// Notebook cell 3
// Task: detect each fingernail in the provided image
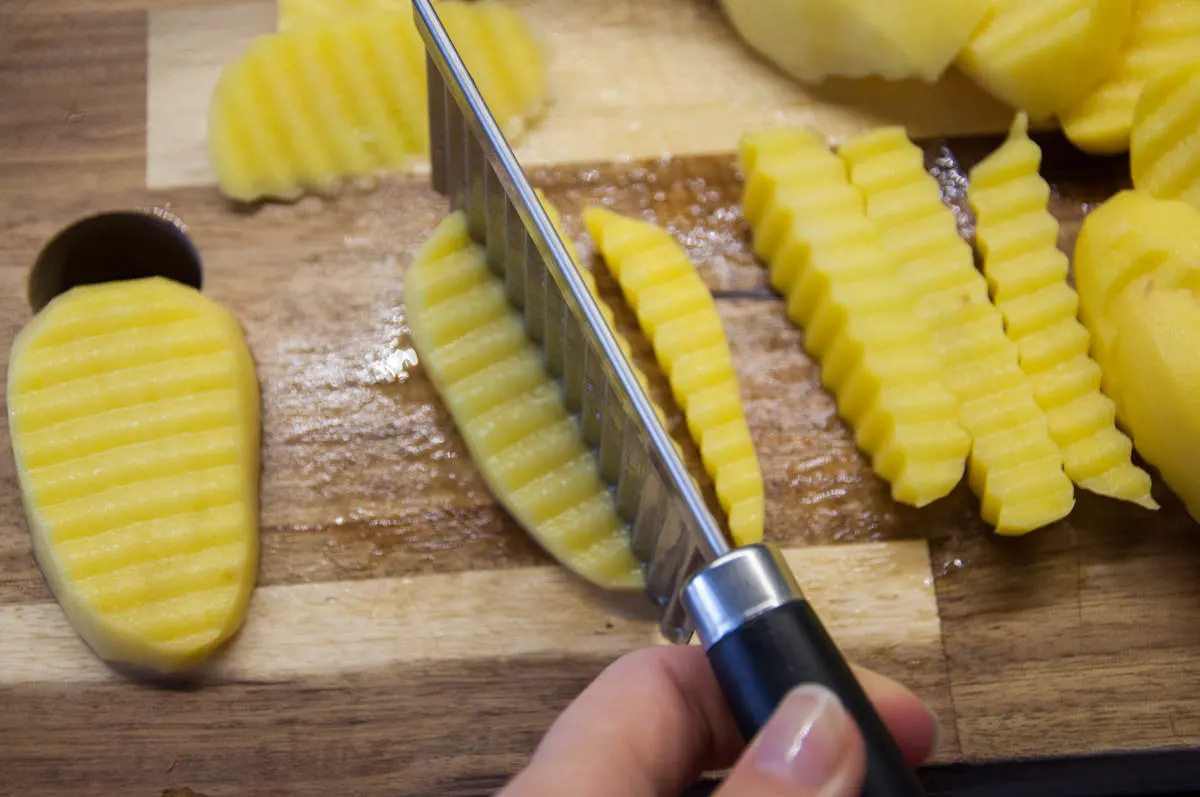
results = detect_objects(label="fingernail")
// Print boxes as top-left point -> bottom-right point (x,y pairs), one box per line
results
752,684 -> 856,790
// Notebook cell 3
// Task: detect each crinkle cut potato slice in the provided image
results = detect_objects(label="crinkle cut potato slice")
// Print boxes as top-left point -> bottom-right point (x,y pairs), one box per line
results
1108,278 -> 1200,523
957,0 -> 1133,119
1072,189 -> 1200,403
969,114 -> 1154,508
738,127 -> 972,512
1061,0 -> 1200,154
7,276 -> 262,674
584,207 -> 765,546
405,212 -> 643,590
208,1 -> 548,202
1131,63 -> 1200,211
836,125 -> 1074,534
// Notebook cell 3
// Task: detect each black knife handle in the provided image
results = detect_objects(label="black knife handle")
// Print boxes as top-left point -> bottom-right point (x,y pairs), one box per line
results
709,598 -> 925,796
683,544 -> 925,797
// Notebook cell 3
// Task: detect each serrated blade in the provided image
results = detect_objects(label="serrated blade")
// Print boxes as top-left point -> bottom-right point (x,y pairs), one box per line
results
412,0 -> 731,642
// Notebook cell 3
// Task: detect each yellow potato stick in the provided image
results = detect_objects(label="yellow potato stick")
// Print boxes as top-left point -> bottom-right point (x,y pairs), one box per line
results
208,3 -> 547,202
1131,63 -> 1200,211
1061,0 -> 1200,154
739,128 -> 970,510
8,277 -> 261,673
957,0 -> 1133,119
584,207 -> 764,546
406,212 -> 643,590
969,114 -> 1155,509
839,125 -> 1074,533
536,193 -> 678,435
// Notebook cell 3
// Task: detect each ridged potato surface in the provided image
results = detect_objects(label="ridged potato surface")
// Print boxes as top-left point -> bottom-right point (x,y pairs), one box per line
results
1061,0 -> 1200,154
839,126 -> 1075,533
208,2 -> 546,202
969,115 -> 1154,508
8,277 -> 261,673
957,0 -> 1133,119
406,212 -> 643,590
585,207 -> 764,546
740,127 -> 971,510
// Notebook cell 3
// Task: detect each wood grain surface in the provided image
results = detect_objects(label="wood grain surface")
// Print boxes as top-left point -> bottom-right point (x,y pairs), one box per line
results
2,1 -> 1200,794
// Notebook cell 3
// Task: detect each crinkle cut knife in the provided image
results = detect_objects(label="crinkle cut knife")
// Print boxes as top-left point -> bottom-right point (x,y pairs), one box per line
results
411,2 -> 924,794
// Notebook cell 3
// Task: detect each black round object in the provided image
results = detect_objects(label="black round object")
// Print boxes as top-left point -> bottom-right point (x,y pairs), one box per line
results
28,210 -> 203,313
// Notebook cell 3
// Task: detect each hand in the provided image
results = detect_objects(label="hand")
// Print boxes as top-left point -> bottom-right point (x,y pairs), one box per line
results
500,645 -> 938,797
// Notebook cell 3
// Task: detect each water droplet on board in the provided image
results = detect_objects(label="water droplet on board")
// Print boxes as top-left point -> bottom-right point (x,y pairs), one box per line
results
365,347 -> 419,383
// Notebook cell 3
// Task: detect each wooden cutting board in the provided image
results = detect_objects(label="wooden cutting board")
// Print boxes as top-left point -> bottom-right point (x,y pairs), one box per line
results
3,1 -> 1200,794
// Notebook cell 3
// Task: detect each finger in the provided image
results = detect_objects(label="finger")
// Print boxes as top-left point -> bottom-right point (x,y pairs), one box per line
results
500,645 -> 743,797
714,684 -> 866,797
499,645 -> 937,797
714,673 -> 939,797
851,666 -> 940,766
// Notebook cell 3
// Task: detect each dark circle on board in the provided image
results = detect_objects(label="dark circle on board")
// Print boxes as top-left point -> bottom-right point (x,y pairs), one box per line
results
28,210 -> 204,313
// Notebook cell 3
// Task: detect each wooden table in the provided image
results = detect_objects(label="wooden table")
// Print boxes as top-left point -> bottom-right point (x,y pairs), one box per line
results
2,1 -> 1199,794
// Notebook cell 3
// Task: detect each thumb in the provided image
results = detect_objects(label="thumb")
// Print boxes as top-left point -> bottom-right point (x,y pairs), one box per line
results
714,684 -> 865,797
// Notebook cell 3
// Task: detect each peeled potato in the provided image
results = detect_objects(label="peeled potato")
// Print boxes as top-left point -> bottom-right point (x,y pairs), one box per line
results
208,2 -> 547,202
1073,190 -> 1200,384
1130,63 -> 1200,211
585,207 -> 764,546
967,114 -> 1154,509
8,277 -> 261,674
719,0 -> 990,83
1060,0 -> 1200,155
739,128 -> 972,512
406,212 -> 649,590
957,0 -> 1133,119
1108,280 -> 1200,521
